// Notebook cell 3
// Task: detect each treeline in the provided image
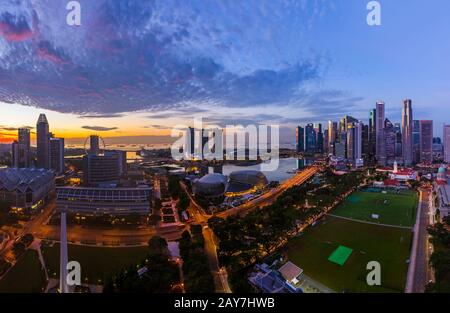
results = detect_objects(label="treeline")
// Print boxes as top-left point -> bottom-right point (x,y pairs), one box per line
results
426,216 -> 450,293
103,236 -> 180,293
179,225 -> 215,293
208,170 -> 364,292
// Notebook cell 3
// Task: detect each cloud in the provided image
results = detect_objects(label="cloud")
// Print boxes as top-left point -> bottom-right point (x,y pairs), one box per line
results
0,12 -> 33,41
81,126 -> 118,131
0,125 -> 33,131
143,124 -> 171,130
78,113 -> 125,119
0,1 -> 331,114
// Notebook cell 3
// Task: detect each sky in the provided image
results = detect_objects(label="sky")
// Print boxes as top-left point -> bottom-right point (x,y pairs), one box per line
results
0,0 -> 449,144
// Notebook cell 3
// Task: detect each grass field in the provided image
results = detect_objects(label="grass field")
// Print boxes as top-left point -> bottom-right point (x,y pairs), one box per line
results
332,189 -> 418,227
0,250 -> 46,293
286,216 -> 412,293
41,244 -> 149,284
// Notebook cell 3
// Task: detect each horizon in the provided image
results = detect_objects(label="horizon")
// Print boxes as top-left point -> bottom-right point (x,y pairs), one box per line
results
1,1 -> 449,141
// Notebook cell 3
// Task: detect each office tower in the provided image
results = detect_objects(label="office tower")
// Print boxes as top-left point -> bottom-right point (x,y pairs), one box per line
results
384,119 -> 396,165
375,101 -> 386,165
36,114 -> 50,169
444,124 -> 450,163
394,123 -> 403,159
314,123 -> 324,154
11,141 -> 28,168
402,99 -> 413,166
305,123 -> 316,154
89,135 -> 100,155
335,132 -> 347,158
362,123 -> 369,160
106,150 -> 127,176
296,126 -> 305,153
83,153 -> 121,186
50,138 -> 65,174
347,122 -> 363,167
340,116 -> 358,134
412,120 -> 420,164
419,120 -> 433,163
368,109 -> 377,163
18,128 -> 30,167
328,121 -> 338,155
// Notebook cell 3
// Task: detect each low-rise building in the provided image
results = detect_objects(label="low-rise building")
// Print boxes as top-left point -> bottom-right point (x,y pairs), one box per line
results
0,168 -> 54,212
56,186 -> 152,216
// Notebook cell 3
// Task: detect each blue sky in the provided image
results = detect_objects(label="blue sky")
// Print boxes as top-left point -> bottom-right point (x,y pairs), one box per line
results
0,0 -> 449,142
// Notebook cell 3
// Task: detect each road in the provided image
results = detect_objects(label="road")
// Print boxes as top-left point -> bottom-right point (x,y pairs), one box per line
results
181,166 -> 319,293
406,188 -> 433,293
217,166 -> 319,218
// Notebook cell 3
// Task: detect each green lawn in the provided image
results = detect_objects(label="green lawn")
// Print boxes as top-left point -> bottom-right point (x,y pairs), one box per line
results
0,250 -> 46,293
286,216 -> 412,293
41,244 -> 149,285
332,189 -> 418,227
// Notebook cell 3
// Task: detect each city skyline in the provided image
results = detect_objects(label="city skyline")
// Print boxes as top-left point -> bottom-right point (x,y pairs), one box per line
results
1,0 -> 450,143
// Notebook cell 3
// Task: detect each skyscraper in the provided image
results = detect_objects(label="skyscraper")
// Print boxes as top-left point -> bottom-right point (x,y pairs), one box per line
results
36,114 -> 50,169
50,138 -> 65,174
18,128 -> 30,167
328,121 -> 337,155
375,101 -> 386,165
305,123 -> 316,154
444,124 -> 450,163
296,126 -> 304,153
11,141 -> 28,168
419,120 -> 433,163
347,122 -> 363,167
412,120 -> 420,164
384,119 -> 396,165
314,123 -> 324,154
368,109 -> 377,163
402,99 -> 413,166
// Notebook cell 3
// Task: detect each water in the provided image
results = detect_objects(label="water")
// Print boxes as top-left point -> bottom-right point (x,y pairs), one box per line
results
222,158 -> 313,183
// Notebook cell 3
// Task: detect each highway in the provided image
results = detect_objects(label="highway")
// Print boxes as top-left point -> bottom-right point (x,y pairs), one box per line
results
217,166 -> 319,218
407,188 -> 434,293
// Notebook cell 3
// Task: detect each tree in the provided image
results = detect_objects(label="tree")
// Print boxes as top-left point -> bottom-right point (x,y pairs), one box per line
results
148,214 -> 161,226
12,242 -> 26,258
21,233 -> 34,247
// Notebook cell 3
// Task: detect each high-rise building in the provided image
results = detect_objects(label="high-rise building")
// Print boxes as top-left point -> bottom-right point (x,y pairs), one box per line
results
296,126 -> 304,153
394,123 -> 403,159
305,123 -> 316,154
36,114 -> 50,169
412,120 -> 421,164
347,122 -> 363,167
375,101 -> 386,165
362,123 -> 370,161
419,120 -> 433,163
444,124 -> 450,163
83,153 -> 121,186
50,138 -> 65,175
89,135 -> 100,155
327,121 -> 338,155
11,141 -> 28,168
314,123 -> 324,154
384,119 -> 396,165
18,128 -> 30,167
368,109 -> 377,164
402,99 -> 413,166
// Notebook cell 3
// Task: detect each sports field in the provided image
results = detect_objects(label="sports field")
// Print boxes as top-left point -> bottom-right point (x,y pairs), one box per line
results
41,243 -> 149,284
332,189 -> 418,227
286,216 -> 412,293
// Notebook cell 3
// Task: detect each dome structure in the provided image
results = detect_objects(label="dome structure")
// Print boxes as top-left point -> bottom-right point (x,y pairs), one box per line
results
226,170 -> 269,195
192,173 -> 228,198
